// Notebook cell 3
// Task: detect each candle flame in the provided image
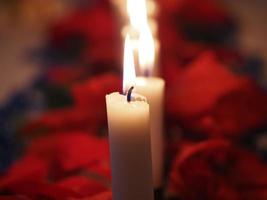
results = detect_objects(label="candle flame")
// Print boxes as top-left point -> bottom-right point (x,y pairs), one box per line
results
126,0 -> 156,76
127,0 -> 148,31
138,26 -> 155,76
123,34 -> 136,94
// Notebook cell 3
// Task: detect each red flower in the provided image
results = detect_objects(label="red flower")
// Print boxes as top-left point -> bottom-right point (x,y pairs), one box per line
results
46,66 -> 90,86
84,161 -> 111,181
166,52 -> 267,139
55,133 -> 109,172
0,196 -> 30,200
21,107 -> 103,135
82,41 -> 122,66
49,1 -> 117,46
211,82 -> 267,138
22,73 -> 121,135
0,155 -> 49,190
158,0 -> 232,30
4,181 -> 82,200
158,20 -> 207,65
166,52 -> 246,118
57,176 -> 109,197
71,73 -> 121,110
87,191 -> 112,200
0,133 -> 111,199
49,1 -> 121,64
168,72 -> 267,139
71,191 -> 112,200
25,133 -> 110,173
168,140 -> 267,200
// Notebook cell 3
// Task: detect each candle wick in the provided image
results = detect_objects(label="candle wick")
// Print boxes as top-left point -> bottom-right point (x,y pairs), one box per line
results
127,86 -> 134,102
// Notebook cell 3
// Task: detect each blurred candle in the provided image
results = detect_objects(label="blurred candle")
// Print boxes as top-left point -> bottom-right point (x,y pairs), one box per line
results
106,35 -> 154,200
124,0 -> 159,75
127,0 -> 148,31
135,27 -> 165,189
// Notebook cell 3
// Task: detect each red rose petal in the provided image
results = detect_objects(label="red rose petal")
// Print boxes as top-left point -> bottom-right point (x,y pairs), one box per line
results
241,189 -> 267,200
57,176 -> 108,197
168,140 -> 267,199
21,107 -> 102,135
213,82 -> 267,137
46,66 -> 89,86
71,74 -> 121,109
56,133 -> 109,172
0,196 -> 30,200
0,155 -> 49,190
85,161 -> 111,181
158,21 -> 206,64
74,191 -> 112,200
158,0 -> 231,26
177,0 -> 231,27
167,51 -> 246,118
8,181 -> 81,199
24,133 -> 110,173
49,2 -> 118,47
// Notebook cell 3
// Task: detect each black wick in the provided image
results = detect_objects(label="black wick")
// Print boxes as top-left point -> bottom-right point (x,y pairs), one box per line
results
127,86 -> 134,102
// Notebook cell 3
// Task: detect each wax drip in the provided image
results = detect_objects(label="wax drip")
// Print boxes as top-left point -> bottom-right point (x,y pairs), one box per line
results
127,86 -> 134,102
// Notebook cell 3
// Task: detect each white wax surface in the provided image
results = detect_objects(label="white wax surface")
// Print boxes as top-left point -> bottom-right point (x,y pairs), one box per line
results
106,92 -> 154,200
135,77 -> 165,188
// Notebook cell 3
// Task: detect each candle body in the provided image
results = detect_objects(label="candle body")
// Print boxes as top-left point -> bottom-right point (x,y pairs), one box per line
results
106,92 -> 154,200
135,77 -> 165,188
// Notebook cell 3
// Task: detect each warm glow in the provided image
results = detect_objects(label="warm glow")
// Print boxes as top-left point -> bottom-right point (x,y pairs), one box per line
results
126,0 -> 156,76
127,0 -> 148,31
123,34 -> 136,94
138,26 -> 155,76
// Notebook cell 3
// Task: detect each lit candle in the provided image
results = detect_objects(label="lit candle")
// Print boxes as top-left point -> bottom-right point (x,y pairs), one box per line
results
135,27 -> 165,189
106,35 -> 154,200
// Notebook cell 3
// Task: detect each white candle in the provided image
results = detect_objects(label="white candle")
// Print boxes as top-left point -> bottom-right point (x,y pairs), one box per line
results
136,27 -> 165,188
106,35 -> 154,200
135,77 -> 165,188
